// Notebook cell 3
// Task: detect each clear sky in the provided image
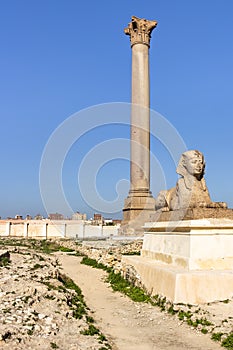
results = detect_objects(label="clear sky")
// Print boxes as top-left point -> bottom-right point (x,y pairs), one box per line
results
0,0 -> 232,219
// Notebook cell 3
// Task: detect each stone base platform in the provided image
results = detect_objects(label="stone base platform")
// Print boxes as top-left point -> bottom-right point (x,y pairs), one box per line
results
122,255 -> 233,304
122,218 -> 233,304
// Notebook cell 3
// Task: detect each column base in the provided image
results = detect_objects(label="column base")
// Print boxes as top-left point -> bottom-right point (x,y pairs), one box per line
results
120,190 -> 155,235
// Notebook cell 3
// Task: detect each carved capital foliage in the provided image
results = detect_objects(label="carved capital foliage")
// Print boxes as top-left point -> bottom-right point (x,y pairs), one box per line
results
124,16 -> 157,47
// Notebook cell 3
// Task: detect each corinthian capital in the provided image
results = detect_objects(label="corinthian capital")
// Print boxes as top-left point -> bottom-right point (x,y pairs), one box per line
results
124,16 -> 157,47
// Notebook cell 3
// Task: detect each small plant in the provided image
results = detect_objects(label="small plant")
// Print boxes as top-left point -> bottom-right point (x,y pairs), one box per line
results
0,256 -> 10,267
122,251 -> 140,256
50,342 -> 59,349
198,317 -> 213,327
68,251 -> 85,257
211,332 -> 223,342
81,257 -> 111,273
201,328 -> 208,334
98,333 -> 107,342
58,246 -> 74,253
81,324 -> 100,336
86,315 -> 95,323
222,333 -> 233,349
107,271 -> 151,303
222,299 -> 230,304
167,305 -> 178,315
82,257 -> 152,303
57,273 -> 87,319
178,310 -> 192,321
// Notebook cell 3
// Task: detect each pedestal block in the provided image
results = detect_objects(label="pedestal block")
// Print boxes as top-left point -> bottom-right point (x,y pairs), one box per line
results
122,219 -> 233,304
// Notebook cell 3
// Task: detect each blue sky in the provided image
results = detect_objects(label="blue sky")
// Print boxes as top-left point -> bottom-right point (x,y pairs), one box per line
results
0,0 -> 232,219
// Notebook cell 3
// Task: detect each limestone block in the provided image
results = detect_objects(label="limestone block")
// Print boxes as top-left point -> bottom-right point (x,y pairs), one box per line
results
143,219 -> 233,270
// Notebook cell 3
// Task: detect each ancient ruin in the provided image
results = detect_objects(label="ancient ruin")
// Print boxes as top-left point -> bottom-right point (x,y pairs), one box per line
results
123,150 -> 233,303
152,150 -> 233,222
121,16 -> 157,233
121,16 -> 233,304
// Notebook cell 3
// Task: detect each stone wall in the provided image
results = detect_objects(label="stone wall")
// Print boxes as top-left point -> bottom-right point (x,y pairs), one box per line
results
0,220 -> 119,239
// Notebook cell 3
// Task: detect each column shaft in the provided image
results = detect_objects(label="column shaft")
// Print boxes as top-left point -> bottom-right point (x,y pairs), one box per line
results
131,43 -> 150,192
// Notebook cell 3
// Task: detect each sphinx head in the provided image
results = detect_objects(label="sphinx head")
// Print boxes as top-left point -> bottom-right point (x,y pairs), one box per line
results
177,150 -> 205,179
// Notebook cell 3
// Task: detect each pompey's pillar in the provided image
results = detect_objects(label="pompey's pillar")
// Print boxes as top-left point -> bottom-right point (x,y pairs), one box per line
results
122,16 -> 157,232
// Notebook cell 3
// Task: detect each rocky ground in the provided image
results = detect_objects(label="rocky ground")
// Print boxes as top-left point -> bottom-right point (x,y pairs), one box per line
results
0,238 -> 233,349
0,245 -> 112,350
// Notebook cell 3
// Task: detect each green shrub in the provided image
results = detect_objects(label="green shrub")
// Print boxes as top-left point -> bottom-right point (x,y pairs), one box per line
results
81,324 -> 100,336
211,332 -> 223,342
222,333 -> 233,349
81,257 -> 111,273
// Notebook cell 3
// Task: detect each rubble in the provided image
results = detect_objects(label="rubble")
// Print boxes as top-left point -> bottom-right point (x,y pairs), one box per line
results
0,249 -> 111,350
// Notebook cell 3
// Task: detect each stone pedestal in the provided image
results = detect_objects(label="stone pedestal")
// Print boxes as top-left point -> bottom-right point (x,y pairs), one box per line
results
121,16 -> 157,234
122,218 -> 233,304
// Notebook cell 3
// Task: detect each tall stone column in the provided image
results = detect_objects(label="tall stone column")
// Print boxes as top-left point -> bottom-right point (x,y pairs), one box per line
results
122,16 -> 157,233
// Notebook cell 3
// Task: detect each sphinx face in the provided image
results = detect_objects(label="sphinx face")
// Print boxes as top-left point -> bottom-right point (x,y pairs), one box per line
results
184,155 -> 204,177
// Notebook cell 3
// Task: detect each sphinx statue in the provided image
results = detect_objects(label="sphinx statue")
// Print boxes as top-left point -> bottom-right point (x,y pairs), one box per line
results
155,150 -> 227,211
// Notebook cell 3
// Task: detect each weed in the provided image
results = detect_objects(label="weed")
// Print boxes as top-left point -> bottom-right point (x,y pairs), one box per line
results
57,273 -> 87,319
58,246 -> 74,253
98,333 -> 107,342
57,273 -> 83,297
201,328 -> 208,334
198,318 -> 213,327
107,271 -> 151,303
222,299 -> 230,304
72,305 -> 86,319
86,315 -> 95,323
68,251 -> 85,257
178,310 -> 192,321
50,342 -> 59,349
211,332 -> 223,342
222,333 -> 233,349
0,256 -> 10,267
81,257 -> 151,303
154,296 -> 167,311
81,257 -> 111,273
81,324 -> 100,336
122,251 -> 140,256
167,305 -> 178,315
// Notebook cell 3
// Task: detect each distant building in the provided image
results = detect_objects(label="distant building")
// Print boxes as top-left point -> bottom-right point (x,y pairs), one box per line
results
48,213 -> 64,220
112,219 -> 122,225
15,215 -> 23,220
26,215 -> 32,220
72,212 -> 87,221
34,214 -> 44,220
93,213 -> 103,225
104,218 -> 113,225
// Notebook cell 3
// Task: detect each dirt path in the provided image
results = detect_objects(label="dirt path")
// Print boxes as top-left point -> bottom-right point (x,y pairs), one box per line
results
58,253 -> 222,350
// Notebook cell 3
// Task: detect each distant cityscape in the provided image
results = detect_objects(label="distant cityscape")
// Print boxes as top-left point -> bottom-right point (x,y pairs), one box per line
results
1,212 -> 122,226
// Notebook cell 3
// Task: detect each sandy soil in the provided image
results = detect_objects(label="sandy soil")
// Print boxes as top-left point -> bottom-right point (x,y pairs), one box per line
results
58,253 -> 222,350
